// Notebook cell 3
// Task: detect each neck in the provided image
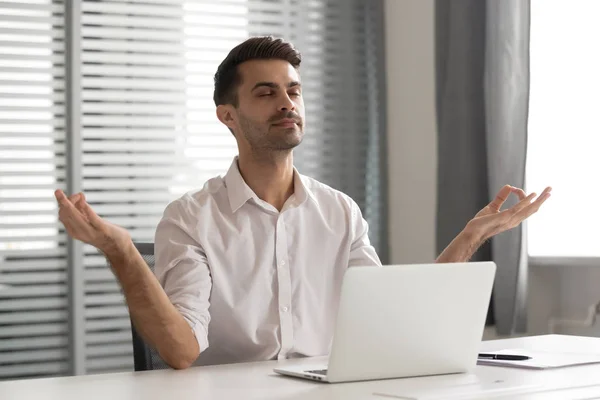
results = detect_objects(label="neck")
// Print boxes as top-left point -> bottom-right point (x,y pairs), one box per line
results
237,150 -> 295,211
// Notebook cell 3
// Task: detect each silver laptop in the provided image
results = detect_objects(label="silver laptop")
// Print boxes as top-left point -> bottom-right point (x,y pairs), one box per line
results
274,262 -> 496,383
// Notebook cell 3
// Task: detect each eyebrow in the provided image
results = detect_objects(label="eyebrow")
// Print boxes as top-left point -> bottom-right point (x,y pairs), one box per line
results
251,81 -> 302,91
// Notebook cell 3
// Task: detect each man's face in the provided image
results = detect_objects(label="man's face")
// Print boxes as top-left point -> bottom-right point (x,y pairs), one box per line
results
227,59 -> 305,152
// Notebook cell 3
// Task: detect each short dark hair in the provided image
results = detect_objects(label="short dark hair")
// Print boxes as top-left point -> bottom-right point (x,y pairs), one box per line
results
213,36 -> 302,107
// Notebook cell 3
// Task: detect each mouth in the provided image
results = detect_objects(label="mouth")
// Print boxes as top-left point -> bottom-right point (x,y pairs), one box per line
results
272,119 -> 300,128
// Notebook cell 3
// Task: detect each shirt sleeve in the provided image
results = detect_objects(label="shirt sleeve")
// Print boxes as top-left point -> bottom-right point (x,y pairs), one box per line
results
348,200 -> 382,268
154,200 -> 212,354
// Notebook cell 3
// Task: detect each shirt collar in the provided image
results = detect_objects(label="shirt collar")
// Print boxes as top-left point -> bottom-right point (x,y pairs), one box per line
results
224,157 -> 257,213
293,169 -> 317,205
224,156 -> 317,213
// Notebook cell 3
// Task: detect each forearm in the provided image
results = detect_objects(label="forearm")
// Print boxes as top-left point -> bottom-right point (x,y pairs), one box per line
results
104,241 -> 199,369
435,226 -> 485,263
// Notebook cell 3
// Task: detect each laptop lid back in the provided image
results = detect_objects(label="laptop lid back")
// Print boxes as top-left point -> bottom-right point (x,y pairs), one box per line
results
326,262 -> 496,383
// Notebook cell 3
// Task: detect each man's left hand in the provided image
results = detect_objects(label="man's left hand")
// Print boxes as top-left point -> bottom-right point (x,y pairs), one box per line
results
466,184 -> 552,243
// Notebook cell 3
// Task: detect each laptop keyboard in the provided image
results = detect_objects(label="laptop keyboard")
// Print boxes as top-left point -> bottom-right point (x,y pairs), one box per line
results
306,369 -> 328,376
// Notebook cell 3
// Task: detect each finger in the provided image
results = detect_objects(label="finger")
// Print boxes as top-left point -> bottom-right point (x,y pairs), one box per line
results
68,193 -> 80,201
506,192 -> 537,216
512,191 -> 552,222
511,186 -> 551,206
66,194 -> 102,231
78,197 -> 103,228
56,190 -> 84,207
55,190 -> 82,218
73,193 -> 87,214
528,189 -> 552,209
55,189 -> 71,207
60,214 -> 95,243
510,187 -> 527,201
58,206 -> 84,227
59,207 -> 97,240
488,185 -> 513,212
56,193 -> 91,231
69,192 -> 84,206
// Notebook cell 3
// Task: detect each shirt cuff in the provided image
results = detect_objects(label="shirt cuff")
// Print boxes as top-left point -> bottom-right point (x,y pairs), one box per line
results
181,315 -> 209,354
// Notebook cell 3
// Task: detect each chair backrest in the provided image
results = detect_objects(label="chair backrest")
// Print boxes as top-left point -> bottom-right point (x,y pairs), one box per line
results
130,242 -> 171,371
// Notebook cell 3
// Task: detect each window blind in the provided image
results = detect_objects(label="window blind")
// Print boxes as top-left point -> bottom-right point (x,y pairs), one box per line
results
80,0 -> 246,374
0,0 -> 69,380
1,0 -> 386,377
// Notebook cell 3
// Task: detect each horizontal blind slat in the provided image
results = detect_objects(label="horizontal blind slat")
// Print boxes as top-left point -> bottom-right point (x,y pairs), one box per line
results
0,79 -> 64,89
0,271 -> 65,285
82,65 -> 185,79
0,336 -> 68,351
0,2 -> 64,13
82,129 -> 230,139
81,91 -> 185,103
86,356 -> 133,372
85,305 -> 130,318
87,344 -> 132,357
86,331 -> 131,344
81,26 -> 184,42
82,77 -> 185,90
0,310 -> 67,324
82,2 -> 184,17
0,15 -> 63,25
0,297 -> 66,311
81,52 -> 185,67
0,322 -> 68,337
82,39 -> 183,53
0,362 -> 67,378
0,284 -> 67,298
0,349 -> 68,364
82,14 -> 184,30
0,40 -> 64,50
86,318 -> 130,331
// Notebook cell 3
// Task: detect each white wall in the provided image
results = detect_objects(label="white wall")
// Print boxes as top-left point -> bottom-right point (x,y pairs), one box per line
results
385,0 -> 437,264
384,0 -> 600,338
528,265 -> 600,337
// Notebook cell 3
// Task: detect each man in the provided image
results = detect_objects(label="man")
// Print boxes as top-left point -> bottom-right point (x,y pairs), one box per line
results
55,36 -> 551,369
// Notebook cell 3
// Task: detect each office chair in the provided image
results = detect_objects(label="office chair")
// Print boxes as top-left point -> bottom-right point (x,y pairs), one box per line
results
129,242 -> 171,371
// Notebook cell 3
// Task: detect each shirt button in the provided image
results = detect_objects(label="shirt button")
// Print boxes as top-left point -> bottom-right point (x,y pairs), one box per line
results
279,260 -> 286,267
282,306 -> 289,312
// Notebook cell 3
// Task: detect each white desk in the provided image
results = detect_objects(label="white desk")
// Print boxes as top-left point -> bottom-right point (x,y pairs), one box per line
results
2,335 -> 600,400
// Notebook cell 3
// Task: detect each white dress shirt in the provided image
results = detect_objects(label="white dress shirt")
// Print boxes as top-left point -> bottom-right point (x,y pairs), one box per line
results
154,157 -> 381,366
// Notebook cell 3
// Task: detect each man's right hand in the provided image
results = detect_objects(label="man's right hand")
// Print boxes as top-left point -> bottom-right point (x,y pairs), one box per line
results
55,189 -> 131,255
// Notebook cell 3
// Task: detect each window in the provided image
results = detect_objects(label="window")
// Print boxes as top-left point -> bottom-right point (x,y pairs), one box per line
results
526,0 -> 600,258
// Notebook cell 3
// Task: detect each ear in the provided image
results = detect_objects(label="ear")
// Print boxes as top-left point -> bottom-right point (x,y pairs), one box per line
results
216,105 -> 237,132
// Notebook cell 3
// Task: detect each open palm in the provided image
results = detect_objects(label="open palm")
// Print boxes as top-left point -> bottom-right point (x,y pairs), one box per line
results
55,189 -> 131,253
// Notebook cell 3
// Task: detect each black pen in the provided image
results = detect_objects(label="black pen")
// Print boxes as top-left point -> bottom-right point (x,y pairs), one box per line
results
478,353 -> 531,361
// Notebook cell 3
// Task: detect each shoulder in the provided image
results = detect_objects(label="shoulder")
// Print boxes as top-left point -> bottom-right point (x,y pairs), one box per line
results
300,174 -> 360,217
162,175 -> 227,222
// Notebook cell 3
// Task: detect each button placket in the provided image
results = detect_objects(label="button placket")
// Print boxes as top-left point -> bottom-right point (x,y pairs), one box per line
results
275,215 -> 293,359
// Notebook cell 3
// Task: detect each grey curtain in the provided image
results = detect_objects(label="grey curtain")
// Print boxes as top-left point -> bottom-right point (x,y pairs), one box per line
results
435,0 -> 531,335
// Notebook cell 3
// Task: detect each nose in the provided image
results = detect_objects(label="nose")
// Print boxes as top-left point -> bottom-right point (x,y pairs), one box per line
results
278,93 -> 296,112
